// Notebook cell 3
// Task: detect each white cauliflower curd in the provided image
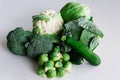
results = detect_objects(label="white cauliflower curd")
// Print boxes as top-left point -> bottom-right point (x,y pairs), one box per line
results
33,9 -> 63,35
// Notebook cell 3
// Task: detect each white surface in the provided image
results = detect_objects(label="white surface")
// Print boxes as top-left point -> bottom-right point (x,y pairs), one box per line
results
0,0 -> 120,80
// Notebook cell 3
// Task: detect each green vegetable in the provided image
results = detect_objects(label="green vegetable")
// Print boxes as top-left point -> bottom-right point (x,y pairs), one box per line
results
7,27 -> 32,55
6,2 -> 104,79
56,68 -> 66,78
53,46 -> 61,52
32,26 -> 61,43
38,66 -> 46,77
36,45 -> 72,78
32,26 -> 41,34
65,16 -> 104,38
79,29 -> 95,47
49,51 -> 62,61
63,61 -> 72,72
46,34 -> 60,43
55,60 -> 63,68
46,68 -> 56,78
63,16 -> 103,51
60,2 -> 90,23
27,34 -> 53,58
38,54 -> 48,65
89,16 -> 93,22
59,59 -> 63,62
69,50 -> 84,65
63,20 -> 83,40
62,53 -> 70,61
63,37 -> 101,66
89,37 -> 99,50
32,14 -> 50,22
60,42 -> 72,52
44,60 -> 54,71
79,29 -> 99,50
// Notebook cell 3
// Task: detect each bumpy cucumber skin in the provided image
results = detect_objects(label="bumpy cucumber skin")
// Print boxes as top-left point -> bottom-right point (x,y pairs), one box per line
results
65,37 -> 101,66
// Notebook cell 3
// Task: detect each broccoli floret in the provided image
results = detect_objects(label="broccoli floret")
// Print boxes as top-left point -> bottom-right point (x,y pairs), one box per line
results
7,27 -> 32,55
27,34 -> 53,58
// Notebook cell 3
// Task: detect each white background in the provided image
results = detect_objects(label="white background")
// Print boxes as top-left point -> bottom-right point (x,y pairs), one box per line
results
0,0 -> 120,80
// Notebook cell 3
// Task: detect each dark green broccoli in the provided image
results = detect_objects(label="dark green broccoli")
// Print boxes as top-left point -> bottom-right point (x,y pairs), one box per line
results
27,34 -> 53,58
7,27 -> 32,55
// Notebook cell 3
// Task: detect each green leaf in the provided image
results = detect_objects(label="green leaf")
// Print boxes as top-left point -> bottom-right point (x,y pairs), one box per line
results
32,14 -> 50,22
45,34 -> 60,43
64,22 -> 83,40
89,37 -> 99,51
79,29 -> 96,48
64,16 -> 104,38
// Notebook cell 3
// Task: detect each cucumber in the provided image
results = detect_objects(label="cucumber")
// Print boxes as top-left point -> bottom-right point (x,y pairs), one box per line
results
64,37 -> 101,66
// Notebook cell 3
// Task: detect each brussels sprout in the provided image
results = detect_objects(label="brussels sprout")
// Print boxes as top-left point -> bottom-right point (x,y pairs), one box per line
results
38,54 -> 48,65
46,68 -> 56,78
49,51 -> 62,61
38,67 -> 46,77
59,59 -> 63,62
63,61 -> 72,72
55,60 -> 63,68
53,46 -> 60,52
44,60 -> 54,71
62,53 -> 70,61
56,68 -> 66,78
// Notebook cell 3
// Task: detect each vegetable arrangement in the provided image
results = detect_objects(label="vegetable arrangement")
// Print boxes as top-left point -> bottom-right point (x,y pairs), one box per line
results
7,2 -> 104,79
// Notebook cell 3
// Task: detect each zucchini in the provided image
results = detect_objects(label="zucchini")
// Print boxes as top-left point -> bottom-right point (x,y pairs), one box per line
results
64,37 -> 101,66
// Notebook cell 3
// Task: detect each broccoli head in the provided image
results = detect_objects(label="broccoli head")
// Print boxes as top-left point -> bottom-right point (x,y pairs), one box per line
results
27,34 -> 53,58
7,27 -> 32,55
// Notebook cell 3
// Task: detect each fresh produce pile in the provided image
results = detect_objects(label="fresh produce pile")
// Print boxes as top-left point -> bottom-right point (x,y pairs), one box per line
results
37,46 -> 72,78
7,2 -> 104,78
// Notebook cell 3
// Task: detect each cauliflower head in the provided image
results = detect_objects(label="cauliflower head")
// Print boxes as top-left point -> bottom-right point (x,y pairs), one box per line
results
33,9 -> 63,35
